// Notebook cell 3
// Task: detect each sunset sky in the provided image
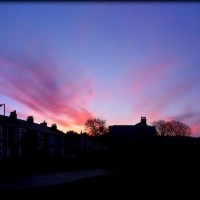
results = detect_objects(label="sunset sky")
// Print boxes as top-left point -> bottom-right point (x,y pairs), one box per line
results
0,3 -> 200,136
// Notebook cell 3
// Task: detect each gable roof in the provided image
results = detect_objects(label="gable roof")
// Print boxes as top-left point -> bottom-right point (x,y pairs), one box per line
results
0,114 -> 65,135
18,119 -> 56,134
0,115 -> 22,127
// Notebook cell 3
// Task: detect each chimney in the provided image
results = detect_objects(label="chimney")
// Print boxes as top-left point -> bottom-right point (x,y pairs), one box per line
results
51,123 -> 57,130
9,110 -> 17,120
27,116 -> 34,123
40,121 -> 47,127
141,117 -> 147,125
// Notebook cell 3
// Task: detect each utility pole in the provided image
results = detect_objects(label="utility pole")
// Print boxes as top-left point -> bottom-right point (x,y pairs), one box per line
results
0,104 -> 5,159
0,103 -> 5,117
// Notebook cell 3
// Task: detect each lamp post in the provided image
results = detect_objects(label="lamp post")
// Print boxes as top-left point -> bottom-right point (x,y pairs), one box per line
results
0,104 -> 5,117
0,104 -> 5,158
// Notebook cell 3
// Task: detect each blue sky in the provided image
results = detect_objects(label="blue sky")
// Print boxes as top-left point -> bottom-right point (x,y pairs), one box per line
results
0,3 -> 200,136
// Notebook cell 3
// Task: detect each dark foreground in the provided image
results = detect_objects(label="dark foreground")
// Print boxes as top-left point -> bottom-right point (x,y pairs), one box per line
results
0,169 -> 199,199
1,137 -> 200,199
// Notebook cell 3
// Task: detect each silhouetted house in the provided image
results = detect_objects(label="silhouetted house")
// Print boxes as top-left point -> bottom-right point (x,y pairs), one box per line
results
18,118 -> 50,160
0,111 -> 26,159
109,117 -> 157,145
64,132 -> 109,159
0,111 -> 66,160
50,123 -> 66,159
84,135 -> 109,152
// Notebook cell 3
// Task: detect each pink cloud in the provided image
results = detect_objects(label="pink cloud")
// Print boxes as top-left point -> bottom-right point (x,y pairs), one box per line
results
191,125 -> 200,137
125,60 -> 174,93
147,79 -> 196,117
120,61 -> 174,119
0,55 -> 94,131
120,60 -> 200,136
145,80 -> 200,136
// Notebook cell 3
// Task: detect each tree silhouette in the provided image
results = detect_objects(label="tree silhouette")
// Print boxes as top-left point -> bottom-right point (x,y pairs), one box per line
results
85,118 -> 108,136
152,120 -> 192,136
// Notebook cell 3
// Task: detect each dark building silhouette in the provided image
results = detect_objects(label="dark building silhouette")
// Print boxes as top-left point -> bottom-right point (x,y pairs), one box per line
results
135,116 -> 147,126
0,111 -> 66,160
9,110 -> 17,120
27,116 -> 34,123
109,117 -> 157,144
0,110 -> 109,161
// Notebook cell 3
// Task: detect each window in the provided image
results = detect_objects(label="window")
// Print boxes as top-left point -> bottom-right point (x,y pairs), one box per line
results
17,145 -> 22,158
15,128 -> 26,141
0,142 -> 2,159
15,128 -> 20,141
0,125 -> 2,139
60,136 -> 64,145
49,135 -> 56,145
49,147 -> 55,155
60,147 -> 65,156
37,132 -> 44,143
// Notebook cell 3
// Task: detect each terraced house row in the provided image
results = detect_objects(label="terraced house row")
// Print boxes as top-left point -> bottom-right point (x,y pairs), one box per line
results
0,110 -> 110,161
0,108 -> 163,162
0,110 -> 70,160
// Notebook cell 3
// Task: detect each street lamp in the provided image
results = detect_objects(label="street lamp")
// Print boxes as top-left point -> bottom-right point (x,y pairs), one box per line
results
0,104 -> 5,158
0,104 -> 5,117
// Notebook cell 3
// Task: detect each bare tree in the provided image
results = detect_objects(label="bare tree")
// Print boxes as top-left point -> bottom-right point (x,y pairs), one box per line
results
151,120 -> 168,136
85,118 -> 108,136
152,120 -> 192,136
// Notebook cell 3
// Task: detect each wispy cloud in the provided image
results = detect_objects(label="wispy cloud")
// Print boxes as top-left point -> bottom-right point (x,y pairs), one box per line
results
166,112 -> 200,123
126,60 -> 173,93
122,61 -> 200,136
0,55 -> 94,130
147,78 -> 197,117
122,61 -> 175,118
